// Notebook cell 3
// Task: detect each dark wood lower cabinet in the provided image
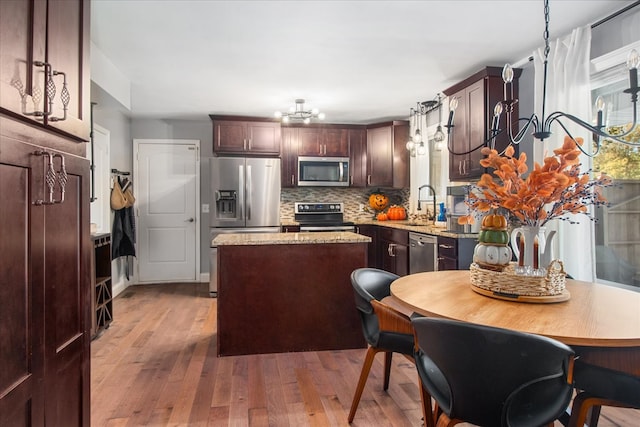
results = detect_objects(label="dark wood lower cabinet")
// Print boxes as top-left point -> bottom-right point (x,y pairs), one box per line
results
0,126 -> 91,426
378,227 -> 409,276
217,242 -> 367,356
437,235 -> 476,270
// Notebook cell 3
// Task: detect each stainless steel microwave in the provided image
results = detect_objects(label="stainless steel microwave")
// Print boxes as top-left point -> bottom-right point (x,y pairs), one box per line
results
297,156 -> 349,187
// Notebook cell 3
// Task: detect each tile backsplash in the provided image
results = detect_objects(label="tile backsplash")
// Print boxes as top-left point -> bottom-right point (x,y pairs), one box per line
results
280,187 -> 410,222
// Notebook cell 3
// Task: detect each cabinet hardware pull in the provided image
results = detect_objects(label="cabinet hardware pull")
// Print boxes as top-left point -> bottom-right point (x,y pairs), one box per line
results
388,243 -> 396,257
33,151 -> 66,205
367,175 -> 371,185
185,218 -> 194,222
291,174 -> 295,185
48,70 -> 69,122
439,244 -> 454,249
23,61 -> 49,118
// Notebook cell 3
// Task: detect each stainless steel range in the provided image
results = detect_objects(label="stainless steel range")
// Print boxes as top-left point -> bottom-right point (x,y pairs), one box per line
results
294,202 -> 355,232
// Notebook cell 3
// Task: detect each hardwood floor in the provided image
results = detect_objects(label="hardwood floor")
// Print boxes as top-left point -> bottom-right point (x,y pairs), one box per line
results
91,283 -> 638,426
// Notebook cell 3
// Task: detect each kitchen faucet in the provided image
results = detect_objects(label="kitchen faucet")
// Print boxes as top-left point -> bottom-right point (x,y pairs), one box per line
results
417,184 -> 437,223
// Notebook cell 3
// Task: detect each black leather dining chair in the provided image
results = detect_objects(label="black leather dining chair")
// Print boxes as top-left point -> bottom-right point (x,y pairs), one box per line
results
412,316 -> 575,427
348,268 -> 429,424
567,359 -> 640,426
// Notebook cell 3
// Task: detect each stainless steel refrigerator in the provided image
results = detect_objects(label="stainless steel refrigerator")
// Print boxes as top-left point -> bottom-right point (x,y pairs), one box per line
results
209,157 -> 281,296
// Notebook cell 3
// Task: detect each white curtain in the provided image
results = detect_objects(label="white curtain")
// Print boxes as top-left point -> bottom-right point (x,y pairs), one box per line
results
533,25 -> 594,281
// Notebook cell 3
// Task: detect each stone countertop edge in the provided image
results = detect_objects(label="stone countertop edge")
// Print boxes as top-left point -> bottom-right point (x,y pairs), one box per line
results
213,231 -> 372,246
280,219 -> 479,239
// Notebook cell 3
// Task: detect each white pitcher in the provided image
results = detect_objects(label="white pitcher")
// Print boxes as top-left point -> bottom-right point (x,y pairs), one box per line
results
510,226 -> 556,270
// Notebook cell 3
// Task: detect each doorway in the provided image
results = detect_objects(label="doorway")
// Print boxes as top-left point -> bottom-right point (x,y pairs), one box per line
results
133,139 -> 200,283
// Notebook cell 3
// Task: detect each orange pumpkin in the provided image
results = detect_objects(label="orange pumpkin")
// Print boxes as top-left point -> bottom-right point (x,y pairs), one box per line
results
387,205 -> 407,220
369,193 -> 389,211
377,212 -> 388,221
481,213 -> 507,230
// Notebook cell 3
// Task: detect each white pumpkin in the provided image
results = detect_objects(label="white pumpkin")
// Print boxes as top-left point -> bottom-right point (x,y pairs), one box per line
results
473,243 -> 512,266
473,244 -> 487,264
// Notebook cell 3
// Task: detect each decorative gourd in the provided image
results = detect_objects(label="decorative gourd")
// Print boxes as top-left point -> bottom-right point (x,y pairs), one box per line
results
478,229 -> 510,245
474,212 -> 512,269
369,193 -> 389,211
387,205 -> 407,220
481,213 -> 508,230
377,212 -> 388,221
473,244 -> 512,266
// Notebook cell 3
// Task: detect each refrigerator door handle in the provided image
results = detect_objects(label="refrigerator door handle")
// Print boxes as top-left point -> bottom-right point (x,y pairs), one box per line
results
246,165 -> 252,220
238,165 -> 244,220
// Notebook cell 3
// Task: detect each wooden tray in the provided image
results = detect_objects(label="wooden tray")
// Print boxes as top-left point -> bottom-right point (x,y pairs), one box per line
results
470,283 -> 570,303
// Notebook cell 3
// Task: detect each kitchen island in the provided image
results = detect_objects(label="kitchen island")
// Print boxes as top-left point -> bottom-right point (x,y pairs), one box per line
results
214,232 -> 370,356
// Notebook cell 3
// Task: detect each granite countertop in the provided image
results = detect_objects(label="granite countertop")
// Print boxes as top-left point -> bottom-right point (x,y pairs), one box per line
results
213,231 -> 371,246
280,219 -> 479,239
356,220 -> 478,239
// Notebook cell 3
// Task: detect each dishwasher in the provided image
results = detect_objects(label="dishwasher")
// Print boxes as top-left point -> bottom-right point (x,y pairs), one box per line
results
409,232 -> 438,274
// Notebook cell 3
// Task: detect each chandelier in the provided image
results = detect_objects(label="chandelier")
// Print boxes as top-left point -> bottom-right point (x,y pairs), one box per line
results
406,94 -> 446,156
274,99 -> 325,124
445,0 -> 639,156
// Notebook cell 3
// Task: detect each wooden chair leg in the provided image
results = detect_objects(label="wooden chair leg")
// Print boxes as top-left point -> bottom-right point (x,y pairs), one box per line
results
418,378 -> 435,427
568,392 -> 630,427
383,351 -> 393,390
348,346 -> 381,423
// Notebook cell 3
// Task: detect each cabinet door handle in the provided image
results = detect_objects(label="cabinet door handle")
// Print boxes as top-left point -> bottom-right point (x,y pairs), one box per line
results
439,244 -> 454,249
33,150 -> 67,205
458,161 -> 463,175
248,138 -> 252,150
48,69 -> 69,122
291,174 -> 295,185
388,243 -> 396,257
367,175 -> 371,185
23,61 -> 49,118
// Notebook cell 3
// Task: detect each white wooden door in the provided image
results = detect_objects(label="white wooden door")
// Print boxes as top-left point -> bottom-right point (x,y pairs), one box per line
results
134,140 -> 200,283
87,124 -> 110,233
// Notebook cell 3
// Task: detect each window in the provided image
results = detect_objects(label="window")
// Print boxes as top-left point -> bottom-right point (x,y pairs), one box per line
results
591,47 -> 640,288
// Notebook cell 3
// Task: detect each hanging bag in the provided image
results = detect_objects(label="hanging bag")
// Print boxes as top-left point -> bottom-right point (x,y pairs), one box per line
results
110,178 -> 127,210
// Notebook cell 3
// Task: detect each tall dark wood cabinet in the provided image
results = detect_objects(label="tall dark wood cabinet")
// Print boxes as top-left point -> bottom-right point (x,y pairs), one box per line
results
0,0 -> 91,425
443,67 -> 521,181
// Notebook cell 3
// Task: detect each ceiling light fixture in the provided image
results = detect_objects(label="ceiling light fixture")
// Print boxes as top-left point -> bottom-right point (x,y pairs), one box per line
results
406,95 -> 444,156
274,99 -> 325,124
445,0 -> 639,156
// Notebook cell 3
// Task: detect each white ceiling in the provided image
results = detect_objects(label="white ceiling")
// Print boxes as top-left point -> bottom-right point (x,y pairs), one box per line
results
90,0 -> 634,124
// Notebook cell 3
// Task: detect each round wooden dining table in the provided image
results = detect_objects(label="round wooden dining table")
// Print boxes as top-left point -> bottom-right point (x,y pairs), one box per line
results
390,270 -> 640,376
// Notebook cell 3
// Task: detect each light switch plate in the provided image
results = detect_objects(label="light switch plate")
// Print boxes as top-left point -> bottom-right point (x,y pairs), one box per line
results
202,204 -> 209,213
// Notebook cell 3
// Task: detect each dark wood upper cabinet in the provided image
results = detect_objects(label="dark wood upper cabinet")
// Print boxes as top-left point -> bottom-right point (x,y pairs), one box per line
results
210,116 -> 281,155
321,128 -> 349,156
366,121 -> 409,188
296,126 -> 349,157
444,66 -> 521,182
0,0 -> 90,142
296,127 -> 322,156
348,128 -> 367,187
281,127 -> 297,188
